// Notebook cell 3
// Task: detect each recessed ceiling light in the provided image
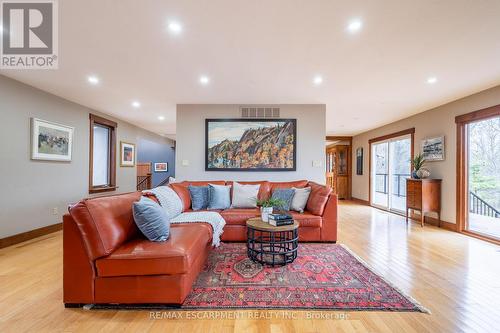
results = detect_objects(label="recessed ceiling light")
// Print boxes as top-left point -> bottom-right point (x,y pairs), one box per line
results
199,76 -> 210,85
168,21 -> 182,34
87,76 -> 99,85
347,19 -> 363,33
158,116 -> 165,121
131,101 -> 141,108
427,77 -> 438,84
313,75 -> 323,85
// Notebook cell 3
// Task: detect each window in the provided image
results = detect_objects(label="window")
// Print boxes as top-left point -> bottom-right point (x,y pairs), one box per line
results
89,114 -> 117,193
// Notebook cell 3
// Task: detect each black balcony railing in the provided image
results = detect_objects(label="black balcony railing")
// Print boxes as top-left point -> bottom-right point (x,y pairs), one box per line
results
470,191 -> 500,218
375,173 -> 411,197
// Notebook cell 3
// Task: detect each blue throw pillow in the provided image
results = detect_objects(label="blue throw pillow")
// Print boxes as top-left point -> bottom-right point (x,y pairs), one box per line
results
272,188 -> 295,211
208,184 -> 231,210
133,197 -> 170,242
188,185 -> 209,210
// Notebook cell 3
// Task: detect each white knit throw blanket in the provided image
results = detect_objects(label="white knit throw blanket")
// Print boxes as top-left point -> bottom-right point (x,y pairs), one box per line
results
170,212 -> 226,247
144,186 -> 226,247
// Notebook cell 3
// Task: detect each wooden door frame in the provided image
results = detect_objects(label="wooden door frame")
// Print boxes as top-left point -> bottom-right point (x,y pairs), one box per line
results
368,128 -> 415,209
325,136 -> 352,199
455,104 -> 500,244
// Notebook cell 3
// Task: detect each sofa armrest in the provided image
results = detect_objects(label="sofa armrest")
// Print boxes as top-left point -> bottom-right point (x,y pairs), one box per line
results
320,194 -> 338,242
63,214 -> 96,304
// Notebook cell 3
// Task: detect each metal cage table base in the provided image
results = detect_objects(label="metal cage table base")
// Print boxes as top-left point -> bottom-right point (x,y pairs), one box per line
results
246,227 -> 299,266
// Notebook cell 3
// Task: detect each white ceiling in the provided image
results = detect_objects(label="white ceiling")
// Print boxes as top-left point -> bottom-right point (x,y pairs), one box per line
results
2,0 -> 500,138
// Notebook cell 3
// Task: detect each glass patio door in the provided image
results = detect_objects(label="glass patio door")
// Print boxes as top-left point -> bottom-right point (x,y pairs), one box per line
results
466,116 -> 500,239
371,135 -> 411,212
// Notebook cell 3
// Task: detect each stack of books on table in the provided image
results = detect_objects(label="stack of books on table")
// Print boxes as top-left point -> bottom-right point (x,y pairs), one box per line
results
268,213 -> 294,226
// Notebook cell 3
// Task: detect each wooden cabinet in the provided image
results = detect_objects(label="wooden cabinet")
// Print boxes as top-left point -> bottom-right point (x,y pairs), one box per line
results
406,179 -> 442,227
326,145 -> 350,199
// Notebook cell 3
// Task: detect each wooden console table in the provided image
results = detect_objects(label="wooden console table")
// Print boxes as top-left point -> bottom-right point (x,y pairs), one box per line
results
405,178 -> 442,227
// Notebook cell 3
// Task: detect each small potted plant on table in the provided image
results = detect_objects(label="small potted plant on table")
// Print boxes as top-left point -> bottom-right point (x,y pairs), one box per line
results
257,198 -> 286,222
412,153 -> 430,179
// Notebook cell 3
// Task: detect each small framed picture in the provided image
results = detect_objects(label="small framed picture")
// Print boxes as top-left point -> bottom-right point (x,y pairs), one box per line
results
31,118 -> 74,162
120,142 -> 136,167
154,162 -> 168,172
356,147 -> 363,175
421,136 -> 445,161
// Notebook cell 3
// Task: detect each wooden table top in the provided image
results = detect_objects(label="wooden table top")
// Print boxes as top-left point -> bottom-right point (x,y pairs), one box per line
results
246,217 -> 299,232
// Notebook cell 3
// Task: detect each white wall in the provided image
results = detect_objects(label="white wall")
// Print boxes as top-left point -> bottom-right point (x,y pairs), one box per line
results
352,84 -> 500,224
176,104 -> 326,183
0,75 -> 173,238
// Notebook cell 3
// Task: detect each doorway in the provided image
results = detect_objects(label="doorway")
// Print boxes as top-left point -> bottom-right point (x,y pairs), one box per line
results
369,129 -> 414,213
467,117 -> 500,238
457,105 -> 500,243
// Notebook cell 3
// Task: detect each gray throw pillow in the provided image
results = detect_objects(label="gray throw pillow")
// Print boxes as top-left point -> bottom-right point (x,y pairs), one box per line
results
188,185 -> 209,210
208,184 -> 231,210
271,188 -> 295,211
133,197 -> 170,241
290,186 -> 311,213
231,182 -> 260,208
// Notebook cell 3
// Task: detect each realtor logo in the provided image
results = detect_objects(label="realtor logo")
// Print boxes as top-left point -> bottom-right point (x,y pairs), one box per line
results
1,0 -> 58,69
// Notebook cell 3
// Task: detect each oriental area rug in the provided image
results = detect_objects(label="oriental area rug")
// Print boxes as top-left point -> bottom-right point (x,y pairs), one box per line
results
93,243 -> 428,312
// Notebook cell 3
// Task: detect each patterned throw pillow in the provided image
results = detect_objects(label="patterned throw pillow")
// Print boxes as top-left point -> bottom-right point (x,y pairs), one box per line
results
188,185 -> 209,210
133,197 -> 170,242
208,184 -> 231,210
271,188 -> 295,211
231,182 -> 260,208
290,187 -> 311,213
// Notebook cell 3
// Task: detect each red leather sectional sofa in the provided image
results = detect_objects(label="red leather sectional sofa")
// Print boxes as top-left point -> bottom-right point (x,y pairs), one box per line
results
63,180 -> 337,306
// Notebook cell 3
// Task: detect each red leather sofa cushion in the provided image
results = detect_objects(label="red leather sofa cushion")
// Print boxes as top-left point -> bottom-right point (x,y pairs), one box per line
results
306,182 -> 332,216
290,211 -> 322,228
69,192 -> 141,260
220,208 -> 260,225
270,180 -> 308,191
96,224 -> 212,277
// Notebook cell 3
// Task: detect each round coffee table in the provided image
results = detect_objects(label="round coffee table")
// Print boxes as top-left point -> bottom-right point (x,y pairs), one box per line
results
246,217 -> 299,266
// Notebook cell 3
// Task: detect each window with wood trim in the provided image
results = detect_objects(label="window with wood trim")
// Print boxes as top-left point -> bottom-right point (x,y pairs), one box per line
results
89,114 -> 117,194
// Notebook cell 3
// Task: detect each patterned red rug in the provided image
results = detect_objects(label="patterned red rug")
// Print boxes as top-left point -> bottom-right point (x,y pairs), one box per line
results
180,243 -> 428,312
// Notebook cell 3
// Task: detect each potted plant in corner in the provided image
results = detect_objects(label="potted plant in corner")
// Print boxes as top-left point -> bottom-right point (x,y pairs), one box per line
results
411,153 -> 430,179
257,198 -> 286,222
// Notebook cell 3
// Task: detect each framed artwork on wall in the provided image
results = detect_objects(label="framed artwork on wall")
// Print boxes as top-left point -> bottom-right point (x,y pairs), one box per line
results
31,118 -> 74,162
421,136 -> 445,161
154,162 -> 168,172
356,147 -> 363,175
120,142 -> 136,167
205,118 -> 296,171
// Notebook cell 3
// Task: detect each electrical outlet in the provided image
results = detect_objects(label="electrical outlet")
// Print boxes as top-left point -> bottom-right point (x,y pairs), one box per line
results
52,207 -> 59,215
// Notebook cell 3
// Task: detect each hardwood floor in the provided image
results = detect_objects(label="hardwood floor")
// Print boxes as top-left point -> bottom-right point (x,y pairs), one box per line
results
1,201 -> 500,332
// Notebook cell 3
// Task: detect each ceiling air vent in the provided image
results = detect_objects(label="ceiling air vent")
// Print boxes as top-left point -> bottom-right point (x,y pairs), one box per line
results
240,106 -> 280,118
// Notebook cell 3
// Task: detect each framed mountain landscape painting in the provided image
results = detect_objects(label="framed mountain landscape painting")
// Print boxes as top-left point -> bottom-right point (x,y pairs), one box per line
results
206,119 -> 296,171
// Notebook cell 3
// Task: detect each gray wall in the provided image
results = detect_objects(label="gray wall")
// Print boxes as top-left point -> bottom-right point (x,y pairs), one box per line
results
352,84 -> 500,224
175,104 -> 326,183
0,75 -> 173,238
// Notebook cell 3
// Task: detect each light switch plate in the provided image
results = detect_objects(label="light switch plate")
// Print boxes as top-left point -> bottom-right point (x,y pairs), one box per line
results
312,160 -> 323,167
182,160 -> 189,166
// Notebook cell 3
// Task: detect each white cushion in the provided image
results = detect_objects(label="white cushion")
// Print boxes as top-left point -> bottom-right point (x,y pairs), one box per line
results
231,182 -> 260,208
290,187 -> 311,213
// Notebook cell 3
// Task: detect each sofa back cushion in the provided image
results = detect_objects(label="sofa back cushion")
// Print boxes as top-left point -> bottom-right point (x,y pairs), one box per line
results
226,181 -> 271,201
270,180 -> 308,191
306,182 -> 332,216
69,192 -> 141,260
